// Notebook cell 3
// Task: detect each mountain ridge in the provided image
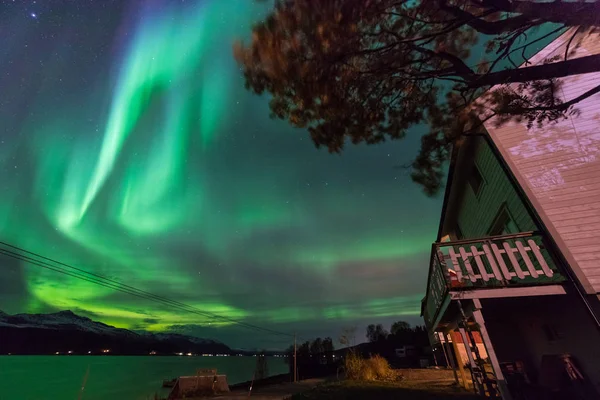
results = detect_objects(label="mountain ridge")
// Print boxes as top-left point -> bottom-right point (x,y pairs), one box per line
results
0,309 -> 231,355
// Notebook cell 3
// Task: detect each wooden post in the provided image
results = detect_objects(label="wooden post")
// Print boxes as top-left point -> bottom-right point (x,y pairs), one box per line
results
473,299 -> 512,400
450,331 -> 470,389
439,332 -> 451,367
458,327 -> 477,369
293,333 -> 297,383
440,332 -> 458,384
432,346 -> 439,367
459,327 -> 481,394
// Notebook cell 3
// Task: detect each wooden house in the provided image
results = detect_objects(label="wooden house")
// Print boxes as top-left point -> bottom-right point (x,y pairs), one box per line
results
422,28 -> 600,400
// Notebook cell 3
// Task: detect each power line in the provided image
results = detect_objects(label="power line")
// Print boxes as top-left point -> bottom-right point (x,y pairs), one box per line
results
0,246 -> 292,338
0,247 -> 283,336
0,241 -> 297,339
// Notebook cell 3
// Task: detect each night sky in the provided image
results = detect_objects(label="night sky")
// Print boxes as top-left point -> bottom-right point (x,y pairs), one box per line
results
0,0 -> 442,349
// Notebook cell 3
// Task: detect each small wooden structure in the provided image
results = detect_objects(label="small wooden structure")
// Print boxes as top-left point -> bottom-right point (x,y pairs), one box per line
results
167,368 -> 229,399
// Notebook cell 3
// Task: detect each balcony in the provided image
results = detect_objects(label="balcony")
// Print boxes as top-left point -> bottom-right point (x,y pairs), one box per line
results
423,232 -> 567,329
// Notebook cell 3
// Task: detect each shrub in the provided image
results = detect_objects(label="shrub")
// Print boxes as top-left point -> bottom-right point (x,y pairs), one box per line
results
344,351 -> 365,380
344,353 -> 396,382
368,354 -> 394,380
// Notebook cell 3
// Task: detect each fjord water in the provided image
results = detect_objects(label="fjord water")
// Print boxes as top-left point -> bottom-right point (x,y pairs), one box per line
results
0,356 -> 287,399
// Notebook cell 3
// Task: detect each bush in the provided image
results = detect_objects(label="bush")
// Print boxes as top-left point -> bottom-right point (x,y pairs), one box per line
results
369,355 -> 394,380
344,353 -> 396,382
344,351 -> 365,380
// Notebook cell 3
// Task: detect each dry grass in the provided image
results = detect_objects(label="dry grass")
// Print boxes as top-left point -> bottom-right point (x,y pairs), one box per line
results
400,368 -> 457,381
344,353 -> 397,382
294,369 -> 477,400
343,351 -> 364,381
292,378 -> 480,400
367,355 -> 396,381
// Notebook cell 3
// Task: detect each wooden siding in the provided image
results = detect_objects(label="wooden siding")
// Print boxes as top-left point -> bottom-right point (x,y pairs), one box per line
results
456,138 -> 537,239
484,29 -> 600,293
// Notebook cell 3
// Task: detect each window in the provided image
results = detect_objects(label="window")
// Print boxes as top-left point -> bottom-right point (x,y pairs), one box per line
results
468,165 -> 484,197
489,204 -> 519,236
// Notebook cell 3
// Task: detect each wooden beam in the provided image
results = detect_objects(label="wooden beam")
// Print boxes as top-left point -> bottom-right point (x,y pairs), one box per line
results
450,285 -> 565,300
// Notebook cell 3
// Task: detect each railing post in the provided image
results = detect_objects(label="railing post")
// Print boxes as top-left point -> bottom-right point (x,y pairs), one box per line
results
425,244 -> 452,331
435,248 -> 449,287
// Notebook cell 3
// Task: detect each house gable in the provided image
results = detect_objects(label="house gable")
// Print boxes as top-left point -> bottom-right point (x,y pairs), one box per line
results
456,137 -> 537,240
438,136 -> 538,242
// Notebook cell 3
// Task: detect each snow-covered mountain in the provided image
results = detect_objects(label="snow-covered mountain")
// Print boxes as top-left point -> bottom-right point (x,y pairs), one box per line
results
152,332 -> 223,345
0,310 -> 230,355
0,310 -> 137,337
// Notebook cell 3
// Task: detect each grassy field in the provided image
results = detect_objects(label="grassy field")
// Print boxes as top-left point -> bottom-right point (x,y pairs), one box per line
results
292,368 -> 481,400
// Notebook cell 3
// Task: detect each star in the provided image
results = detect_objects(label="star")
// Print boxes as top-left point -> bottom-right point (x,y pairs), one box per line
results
0,0 -> 439,354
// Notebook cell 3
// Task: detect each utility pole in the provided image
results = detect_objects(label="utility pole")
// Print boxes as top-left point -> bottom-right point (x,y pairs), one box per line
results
293,333 -> 297,383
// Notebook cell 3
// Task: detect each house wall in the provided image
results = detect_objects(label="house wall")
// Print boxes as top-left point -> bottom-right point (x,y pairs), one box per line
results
482,294 -> 600,394
483,28 -> 600,293
455,137 -> 537,239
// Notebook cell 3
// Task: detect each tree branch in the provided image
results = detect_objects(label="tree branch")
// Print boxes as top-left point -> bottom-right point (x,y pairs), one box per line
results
505,26 -> 568,65
486,0 -> 600,27
487,27 -> 530,73
407,44 -> 474,77
439,2 -> 540,34
378,8 -> 497,44
468,54 -> 600,87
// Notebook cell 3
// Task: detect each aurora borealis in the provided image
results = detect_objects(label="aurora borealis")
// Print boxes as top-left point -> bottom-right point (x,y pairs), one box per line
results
0,0 -> 442,348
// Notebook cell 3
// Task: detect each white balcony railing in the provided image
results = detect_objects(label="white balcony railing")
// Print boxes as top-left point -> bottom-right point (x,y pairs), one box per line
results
446,237 -> 555,284
423,232 -> 566,329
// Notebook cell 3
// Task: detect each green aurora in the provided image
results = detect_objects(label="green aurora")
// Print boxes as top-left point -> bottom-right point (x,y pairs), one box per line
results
0,0 -> 442,348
